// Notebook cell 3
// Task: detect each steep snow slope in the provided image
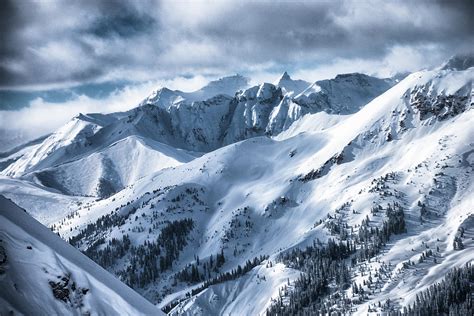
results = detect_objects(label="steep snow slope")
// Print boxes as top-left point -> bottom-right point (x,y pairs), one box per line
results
0,176 -> 91,226
0,134 -> 50,171
0,195 -> 161,315
167,263 -> 301,316
27,136 -> 197,198
2,113 -> 119,177
29,65 -> 471,315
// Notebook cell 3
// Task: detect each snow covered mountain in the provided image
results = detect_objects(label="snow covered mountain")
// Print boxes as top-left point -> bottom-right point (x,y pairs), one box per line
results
143,74 -> 250,106
1,72 -> 392,199
0,56 -> 472,315
274,71 -> 311,96
0,195 -> 162,315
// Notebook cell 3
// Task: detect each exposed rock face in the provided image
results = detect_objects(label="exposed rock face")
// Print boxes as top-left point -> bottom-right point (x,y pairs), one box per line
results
441,54 -> 474,71
409,81 -> 472,121
0,244 -> 7,275
48,273 -> 90,308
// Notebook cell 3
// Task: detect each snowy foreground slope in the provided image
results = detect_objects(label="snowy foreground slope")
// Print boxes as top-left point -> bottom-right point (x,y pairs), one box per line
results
0,57 -> 472,315
0,196 -> 162,315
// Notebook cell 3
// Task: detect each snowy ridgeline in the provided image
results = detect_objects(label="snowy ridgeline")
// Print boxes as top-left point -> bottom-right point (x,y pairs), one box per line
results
0,71 -> 393,199
0,55 -> 473,315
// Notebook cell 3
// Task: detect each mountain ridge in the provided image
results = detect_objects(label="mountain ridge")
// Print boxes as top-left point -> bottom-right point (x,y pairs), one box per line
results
1,72 -> 394,197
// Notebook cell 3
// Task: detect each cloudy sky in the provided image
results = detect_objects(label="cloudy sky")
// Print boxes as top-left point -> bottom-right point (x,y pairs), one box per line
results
0,0 -> 472,150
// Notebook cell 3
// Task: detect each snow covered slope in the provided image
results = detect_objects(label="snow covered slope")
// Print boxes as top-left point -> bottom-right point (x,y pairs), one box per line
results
0,195 -> 162,315
168,65 -> 473,315
0,58 -> 472,315
0,176 -> 93,226
2,113 -> 119,177
143,74 -> 250,106
2,115 -> 197,197
295,73 -> 394,114
27,136 -> 197,198
0,134 -> 50,171
17,63 -> 467,315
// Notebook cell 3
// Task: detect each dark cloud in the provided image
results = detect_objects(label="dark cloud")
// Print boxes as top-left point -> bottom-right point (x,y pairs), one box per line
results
0,0 -> 161,88
0,1 -> 19,58
0,0 -> 472,89
82,0 -> 158,39
194,2 -> 349,60
0,0 -> 27,85
87,14 -> 155,38
188,0 -> 473,62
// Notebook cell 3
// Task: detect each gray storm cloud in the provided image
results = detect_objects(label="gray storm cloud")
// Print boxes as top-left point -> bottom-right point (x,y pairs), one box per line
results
0,0 -> 472,89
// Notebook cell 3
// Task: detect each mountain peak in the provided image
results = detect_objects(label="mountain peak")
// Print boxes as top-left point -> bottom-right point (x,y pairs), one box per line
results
197,74 -> 250,98
275,71 -> 311,96
280,71 -> 291,81
203,74 -> 249,90
441,53 -> 474,71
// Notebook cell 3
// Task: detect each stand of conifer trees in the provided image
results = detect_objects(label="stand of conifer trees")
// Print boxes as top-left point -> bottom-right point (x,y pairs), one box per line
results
403,263 -> 473,316
266,203 -> 407,315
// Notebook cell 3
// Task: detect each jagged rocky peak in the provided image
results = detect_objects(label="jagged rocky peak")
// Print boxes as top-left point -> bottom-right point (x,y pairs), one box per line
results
441,53 -> 474,71
237,85 -> 259,100
155,86 -> 176,96
275,71 -> 311,96
278,71 -> 292,82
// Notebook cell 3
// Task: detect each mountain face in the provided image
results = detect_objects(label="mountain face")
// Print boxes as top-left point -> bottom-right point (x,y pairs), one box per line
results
441,54 -> 474,71
274,71 -> 311,96
295,73 -> 395,114
0,196 -> 162,315
1,73 -> 392,198
0,58 -> 473,315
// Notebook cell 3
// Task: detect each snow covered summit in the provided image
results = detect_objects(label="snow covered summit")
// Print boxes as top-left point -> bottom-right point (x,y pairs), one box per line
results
144,74 -> 250,107
274,71 -> 311,96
